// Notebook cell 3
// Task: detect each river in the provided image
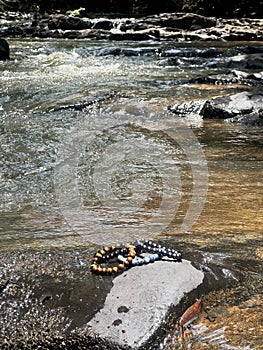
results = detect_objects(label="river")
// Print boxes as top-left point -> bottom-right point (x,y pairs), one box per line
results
0,38 -> 263,349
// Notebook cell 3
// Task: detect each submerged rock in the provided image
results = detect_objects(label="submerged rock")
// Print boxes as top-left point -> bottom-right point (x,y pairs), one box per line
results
88,260 -> 204,349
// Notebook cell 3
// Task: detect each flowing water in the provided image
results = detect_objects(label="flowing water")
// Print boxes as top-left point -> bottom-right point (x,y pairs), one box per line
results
0,38 -> 263,348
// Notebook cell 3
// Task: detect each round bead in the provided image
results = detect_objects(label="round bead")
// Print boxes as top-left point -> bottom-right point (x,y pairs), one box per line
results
144,256 -> 150,264
138,258 -> 144,265
118,263 -> 125,270
149,255 -> 156,262
117,255 -> 126,263
112,267 -> 118,273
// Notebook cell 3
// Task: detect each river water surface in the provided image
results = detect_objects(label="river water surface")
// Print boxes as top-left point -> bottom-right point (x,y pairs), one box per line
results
0,38 -> 263,348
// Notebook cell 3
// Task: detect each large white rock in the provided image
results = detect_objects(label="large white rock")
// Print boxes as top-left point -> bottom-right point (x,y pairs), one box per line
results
88,259 -> 204,349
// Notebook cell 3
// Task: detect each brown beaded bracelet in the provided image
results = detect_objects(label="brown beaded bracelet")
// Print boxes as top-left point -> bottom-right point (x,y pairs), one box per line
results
90,243 -> 137,275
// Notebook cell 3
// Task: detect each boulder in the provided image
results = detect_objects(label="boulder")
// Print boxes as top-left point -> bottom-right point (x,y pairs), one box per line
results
170,91 -> 263,126
201,91 -> 263,120
0,38 -> 9,60
92,20 -> 113,30
88,260 -> 204,349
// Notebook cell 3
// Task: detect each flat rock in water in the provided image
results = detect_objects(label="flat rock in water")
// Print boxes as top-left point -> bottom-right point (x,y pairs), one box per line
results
88,260 -> 204,349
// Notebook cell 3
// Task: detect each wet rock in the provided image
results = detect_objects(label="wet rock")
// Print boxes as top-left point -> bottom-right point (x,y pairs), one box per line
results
79,29 -> 110,40
88,260 -> 204,349
189,70 -> 263,86
48,93 -> 116,112
157,13 -> 217,30
0,38 -> 9,60
170,92 -> 263,126
118,20 -> 149,32
48,14 -> 91,30
227,53 -> 263,70
95,46 -> 159,57
222,31 -> 258,41
0,279 -> 10,294
202,92 -> 263,120
92,19 -> 113,30
227,110 -> 263,126
169,100 -> 206,118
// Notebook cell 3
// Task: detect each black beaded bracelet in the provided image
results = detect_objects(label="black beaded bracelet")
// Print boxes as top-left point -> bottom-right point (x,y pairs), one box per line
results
135,239 -> 182,261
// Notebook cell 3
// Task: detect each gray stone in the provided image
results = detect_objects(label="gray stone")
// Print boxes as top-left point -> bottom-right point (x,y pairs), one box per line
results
202,91 -> 263,119
170,92 -> 263,126
88,260 -> 204,349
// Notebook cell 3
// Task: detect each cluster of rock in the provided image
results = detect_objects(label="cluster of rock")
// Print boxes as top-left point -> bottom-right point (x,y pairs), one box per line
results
169,91 -> 263,126
0,11 -> 262,41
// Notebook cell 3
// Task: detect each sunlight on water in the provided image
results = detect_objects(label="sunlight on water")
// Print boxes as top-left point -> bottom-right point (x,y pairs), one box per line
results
0,39 -> 262,255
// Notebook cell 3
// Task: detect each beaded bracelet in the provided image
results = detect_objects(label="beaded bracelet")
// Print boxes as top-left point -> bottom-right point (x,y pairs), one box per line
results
135,239 -> 182,262
90,243 -> 137,275
118,253 -> 161,266
90,240 -> 182,275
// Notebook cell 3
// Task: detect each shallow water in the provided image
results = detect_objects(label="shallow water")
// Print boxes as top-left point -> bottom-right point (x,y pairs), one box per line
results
1,39 -> 262,251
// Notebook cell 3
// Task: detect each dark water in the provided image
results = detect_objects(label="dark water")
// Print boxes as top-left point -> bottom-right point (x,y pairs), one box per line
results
0,38 -> 262,348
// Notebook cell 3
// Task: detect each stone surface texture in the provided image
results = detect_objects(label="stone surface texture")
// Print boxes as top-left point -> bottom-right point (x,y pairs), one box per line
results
88,259 -> 204,349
